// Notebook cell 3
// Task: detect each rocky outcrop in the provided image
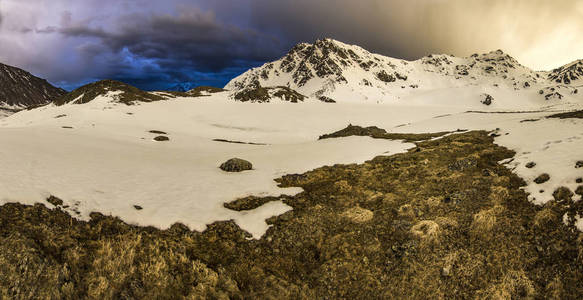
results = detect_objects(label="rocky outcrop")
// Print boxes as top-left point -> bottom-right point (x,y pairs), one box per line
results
549,60 -> 583,84
232,82 -> 306,103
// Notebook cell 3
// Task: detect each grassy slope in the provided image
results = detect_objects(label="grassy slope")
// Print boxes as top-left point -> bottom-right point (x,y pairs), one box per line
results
1,131 -> 583,299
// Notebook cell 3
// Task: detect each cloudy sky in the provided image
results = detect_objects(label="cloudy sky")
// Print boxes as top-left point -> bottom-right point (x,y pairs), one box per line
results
1,0 -> 583,91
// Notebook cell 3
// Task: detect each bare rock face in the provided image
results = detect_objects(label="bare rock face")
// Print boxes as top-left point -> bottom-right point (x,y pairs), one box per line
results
0,62 -> 66,108
220,158 -> 253,172
232,82 -> 306,103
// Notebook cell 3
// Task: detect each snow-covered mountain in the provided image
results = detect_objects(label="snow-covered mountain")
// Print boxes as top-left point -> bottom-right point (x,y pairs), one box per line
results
226,38 -> 580,103
167,82 -> 199,92
0,62 -> 66,109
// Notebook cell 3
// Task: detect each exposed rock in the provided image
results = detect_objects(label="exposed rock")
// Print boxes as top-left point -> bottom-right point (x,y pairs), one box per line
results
153,136 -> 170,141
545,92 -> 563,101
376,70 -> 396,83
149,130 -> 168,135
395,72 -> 408,81
46,195 -> 64,207
233,83 -> 306,103
575,186 -> 583,196
481,94 -> 494,106
525,162 -> 536,168
534,173 -> 550,184
318,96 -> 336,103
549,60 -> 583,84
220,158 -> 253,172
575,161 -> 583,168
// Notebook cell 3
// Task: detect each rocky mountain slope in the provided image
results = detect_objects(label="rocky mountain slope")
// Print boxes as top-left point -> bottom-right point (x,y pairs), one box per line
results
549,60 -> 583,85
226,38 -> 581,103
0,62 -> 66,109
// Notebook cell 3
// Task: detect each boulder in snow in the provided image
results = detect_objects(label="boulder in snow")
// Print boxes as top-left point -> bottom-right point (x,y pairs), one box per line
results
480,94 -> 494,106
534,173 -> 550,184
220,158 -> 253,172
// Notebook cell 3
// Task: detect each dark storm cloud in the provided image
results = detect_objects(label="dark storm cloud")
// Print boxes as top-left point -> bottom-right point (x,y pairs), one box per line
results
57,7 -> 284,79
246,0 -> 583,70
1,0 -> 583,90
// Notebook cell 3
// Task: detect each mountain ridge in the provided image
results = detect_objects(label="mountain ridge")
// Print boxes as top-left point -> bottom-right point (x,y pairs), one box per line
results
0,62 -> 66,109
225,38 -> 580,103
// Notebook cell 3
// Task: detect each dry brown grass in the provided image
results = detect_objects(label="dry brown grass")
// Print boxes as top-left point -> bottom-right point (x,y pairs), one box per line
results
2,131 -> 583,298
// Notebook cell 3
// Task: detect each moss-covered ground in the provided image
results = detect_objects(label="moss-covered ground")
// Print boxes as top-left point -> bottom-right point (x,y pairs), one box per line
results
2,131 -> 583,299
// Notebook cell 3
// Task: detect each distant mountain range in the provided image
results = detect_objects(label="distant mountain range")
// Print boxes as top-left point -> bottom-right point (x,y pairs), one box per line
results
166,82 -> 199,92
1,38 -> 582,109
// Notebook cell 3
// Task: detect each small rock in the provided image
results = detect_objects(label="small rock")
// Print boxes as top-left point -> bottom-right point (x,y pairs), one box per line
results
318,96 -> 336,103
576,178 -> 583,184
534,173 -> 550,184
576,161 -> 583,168
481,94 -> 494,106
525,162 -> 536,168
149,130 -> 167,135
134,205 -> 143,210
220,158 -> 253,172
47,195 -> 64,207
153,136 -> 170,141
575,186 -> 583,196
